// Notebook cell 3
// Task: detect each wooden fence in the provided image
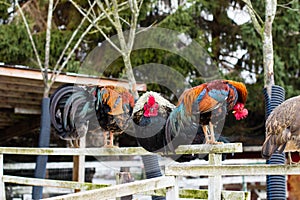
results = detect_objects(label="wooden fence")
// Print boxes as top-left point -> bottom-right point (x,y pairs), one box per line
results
1,144 -> 300,200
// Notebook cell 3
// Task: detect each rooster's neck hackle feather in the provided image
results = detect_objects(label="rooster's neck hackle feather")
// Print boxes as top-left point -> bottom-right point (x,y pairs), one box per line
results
178,84 -> 206,115
225,80 -> 248,104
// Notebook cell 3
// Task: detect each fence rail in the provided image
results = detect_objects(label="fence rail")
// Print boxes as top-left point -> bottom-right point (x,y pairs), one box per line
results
0,143 -> 242,156
0,143 -> 298,200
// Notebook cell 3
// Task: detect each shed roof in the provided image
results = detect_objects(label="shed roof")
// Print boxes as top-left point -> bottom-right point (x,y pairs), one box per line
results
0,65 -> 146,144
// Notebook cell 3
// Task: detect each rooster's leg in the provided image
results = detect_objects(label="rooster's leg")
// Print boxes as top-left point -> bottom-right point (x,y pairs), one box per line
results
104,131 -> 116,148
203,126 -> 212,144
209,122 -> 215,143
74,139 -> 79,148
68,140 -> 74,148
209,122 -> 223,145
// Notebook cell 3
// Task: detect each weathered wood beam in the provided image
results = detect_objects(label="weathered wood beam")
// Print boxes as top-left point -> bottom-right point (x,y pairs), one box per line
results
165,164 -> 300,176
0,103 -> 40,110
0,143 -> 243,156
2,175 -> 109,190
145,188 -> 250,200
0,83 -> 45,94
43,176 -> 175,200
0,97 -> 42,106
0,154 -> 5,200
0,90 -> 42,100
0,67 -> 147,91
0,116 -> 40,142
14,107 -> 41,114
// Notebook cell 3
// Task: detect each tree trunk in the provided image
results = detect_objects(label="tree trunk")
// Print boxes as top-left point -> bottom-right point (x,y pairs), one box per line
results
123,54 -> 139,100
263,0 -> 276,96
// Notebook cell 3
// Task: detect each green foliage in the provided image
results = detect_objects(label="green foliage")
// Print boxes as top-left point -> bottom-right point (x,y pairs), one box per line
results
0,23 -> 33,65
0,0 -> 11,23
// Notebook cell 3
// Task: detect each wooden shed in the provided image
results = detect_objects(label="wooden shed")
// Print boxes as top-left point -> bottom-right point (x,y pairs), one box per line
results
0,64 -> 146,146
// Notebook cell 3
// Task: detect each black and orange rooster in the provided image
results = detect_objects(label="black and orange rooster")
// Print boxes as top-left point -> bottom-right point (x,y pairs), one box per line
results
50,84 -> 135,147
261,95 -> 300,163
132,91 -> 175,152
95,85 -> 135,147
165,79 -> 248,152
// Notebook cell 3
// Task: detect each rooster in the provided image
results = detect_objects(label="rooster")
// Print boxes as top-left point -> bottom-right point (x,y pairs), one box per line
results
50,84 -> 95,147
261,95 -> 300,163
95,85 -> 135,147
132,91 -> 175,152
50,84 -> 135,147
165,79 -> 248,152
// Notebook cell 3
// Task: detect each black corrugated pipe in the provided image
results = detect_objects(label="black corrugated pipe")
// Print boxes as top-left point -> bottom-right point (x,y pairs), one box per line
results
32,98 -> 51,200
141,155 -> 165,200
263,85 -> 286,199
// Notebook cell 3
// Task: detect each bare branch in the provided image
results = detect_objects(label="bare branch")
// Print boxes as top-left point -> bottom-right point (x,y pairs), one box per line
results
277,0 -> 299,11
70,0 -> 124,54
104,0 -> 111,8
87,0 -> 97,18
119,17 -> 130,26
44,0 -> 54,82
15,1 -> 44,81
241,0 -> 264,36
111,0 -> 128,53
127,0 -> 141,52
49,23 -> 95,88
96,0 -> 116,27
51,0 -> 97,81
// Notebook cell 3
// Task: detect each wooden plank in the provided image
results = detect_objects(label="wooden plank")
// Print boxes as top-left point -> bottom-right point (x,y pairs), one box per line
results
0,154 -> 5,200
2,175 -> 109,190
146,188 -> 250,200
14,107 -> 41,114
165,164 -> 300,176
243,146 -> 262,152
0,76 -> 46,87
0,89 -> 42,100
43,176 -> 175,200
0,97 -> 42,106
208,153 -> 222,200
0,117 -> 40,142
0,83 -> 45,94
73,136 -> 86,193
166,176 -> 179,200
0,144 -> 242,156
116,172 -> 134,200
0,66 -> 147,91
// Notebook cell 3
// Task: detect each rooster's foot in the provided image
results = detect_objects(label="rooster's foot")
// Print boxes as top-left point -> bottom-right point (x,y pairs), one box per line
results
103,144 -> 118,148
205,140 -> 223,145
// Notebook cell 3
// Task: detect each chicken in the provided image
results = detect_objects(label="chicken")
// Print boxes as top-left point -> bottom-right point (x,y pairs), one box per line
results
95,85 -> 135,147
50,84 -> 95,147
261,95 -> 300,163
132,91 -> 175,153
165,79 -> 248,152
50,84 -> 135,148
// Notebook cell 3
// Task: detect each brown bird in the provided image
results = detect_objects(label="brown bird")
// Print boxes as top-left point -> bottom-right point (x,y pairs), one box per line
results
261,95 -> 300,163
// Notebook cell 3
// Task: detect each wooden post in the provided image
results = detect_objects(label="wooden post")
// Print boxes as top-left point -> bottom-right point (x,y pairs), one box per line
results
0,154 -> 5,200
208,153 -> 222,200
116,172 -> 134,200
73,136 -> 86,193
166,176 -> 179,200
